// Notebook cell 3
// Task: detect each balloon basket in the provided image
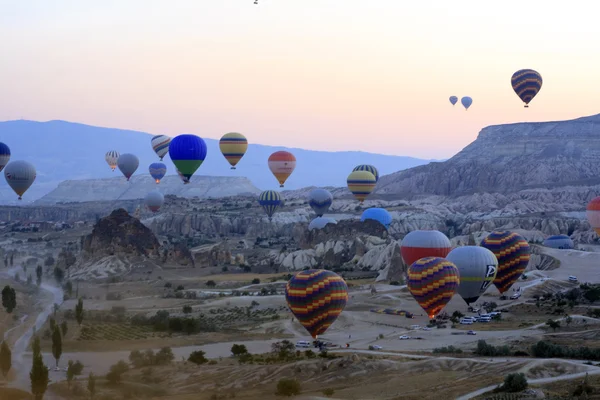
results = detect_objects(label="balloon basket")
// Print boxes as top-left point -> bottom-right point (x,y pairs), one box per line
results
231,167 -> 236,170
280,184 -> 284,188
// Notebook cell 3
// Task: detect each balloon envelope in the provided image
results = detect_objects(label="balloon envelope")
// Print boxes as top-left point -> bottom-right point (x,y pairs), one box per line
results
407,257 -> 460,319
105,150 -> 119,171
0,143 -> 10,173
149,162 -> 167,183
144,191 -> 164,212
308,217 -> 337,231
511,69 -> 542,107
258,190 -> 282,220
219,132 -> 248,169
587,197 -> 600,236
449,96 -> 458,106
151,135 -> 171,160
347,170 -> 376,203
268,151 -> 296,187
117,153 -> 139,181
285,269 -> 348,338
360,208 -> 392,229
352,164 -> 379,182
461,96 -> 473,110
308,188 -> 333,217
480,231 -> 530,294
543,235 -> 574,250
400,230 -> 452,266
4,160 -> 36,200
446,246 -> 498,305
168,134 -> 207,183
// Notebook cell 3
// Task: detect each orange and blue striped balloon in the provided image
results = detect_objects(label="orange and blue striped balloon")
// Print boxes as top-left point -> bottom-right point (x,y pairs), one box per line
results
480,231 -> 530,294
219,132 -> 248,169
285,269 -> 348,339
511,69 -> 543,108
347,170 -> 376,203
407,257 -> 460,319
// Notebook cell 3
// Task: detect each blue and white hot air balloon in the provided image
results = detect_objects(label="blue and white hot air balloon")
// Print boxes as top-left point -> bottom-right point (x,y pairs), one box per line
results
308,188 -> 333,217
308,217 -> 337,231
543,235 -> 574,250
149,162 -> 167,184
360,208 -> 392,229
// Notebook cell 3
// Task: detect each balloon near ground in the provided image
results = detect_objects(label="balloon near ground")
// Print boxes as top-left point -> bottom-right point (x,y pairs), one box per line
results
352,164 -> 379,182
480,231 -> 531,294
105,150 -> 119,171
449,96 -> 458,106
461,96 -> 473,110
144,191 -> 164,213
168,134 -> 207,184
4,160 -> 36,200
0,142 -> 10,173
446,246 -> 498,305
511,69 -> 543,108
407,257 -> 460,319
308,217 -> 337,231
400,230 -> 452,266
285,269 -> 348,339
308,188 -> 333,217
268,151 -> 296,187
117,153 -> 139,181
347,170 -> 376,203
543,234 -> 574,250
151,135 -> 171,160
360,207 -> 392,229
258,190 -> 282,221
149,162 -> 167,184
219,132 -> 248,169
587,196 -> 600,236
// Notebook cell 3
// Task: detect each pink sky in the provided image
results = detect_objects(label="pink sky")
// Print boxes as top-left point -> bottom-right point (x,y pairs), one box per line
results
1,1 -> 599,159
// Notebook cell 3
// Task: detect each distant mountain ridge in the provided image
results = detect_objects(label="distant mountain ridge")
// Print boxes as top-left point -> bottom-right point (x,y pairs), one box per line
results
0,120 -> 433,204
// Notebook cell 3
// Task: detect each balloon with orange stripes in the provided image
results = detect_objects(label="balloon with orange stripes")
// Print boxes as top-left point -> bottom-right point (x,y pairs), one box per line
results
480,231 -> 530,294
587,196 -> 600,236
407,257 -> 460,319
285,269 -> 348,339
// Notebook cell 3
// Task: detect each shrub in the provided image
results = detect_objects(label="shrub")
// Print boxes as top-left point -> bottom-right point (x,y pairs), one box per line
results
188,350 -> 208,365
276,378 -> 301,396
252,278 -> 260,284
501,372 -> 528,392
231,344 -> 248,356
322,388 -> 335,397
183,305 -> 193,314
106,360 -> 129,384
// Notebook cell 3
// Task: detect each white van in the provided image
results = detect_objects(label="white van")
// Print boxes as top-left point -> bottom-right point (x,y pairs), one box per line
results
410,325 -> 421,330
478,316 -> 492,323
460,318 -> 474,325
568,276 -> 578,282
295,341 -> 311,348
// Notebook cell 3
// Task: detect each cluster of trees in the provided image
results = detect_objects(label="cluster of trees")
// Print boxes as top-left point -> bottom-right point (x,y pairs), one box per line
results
130,310 -> 216,334
531,340 -> 600,361
474,340 -> 511,357
129,347 -> 175,368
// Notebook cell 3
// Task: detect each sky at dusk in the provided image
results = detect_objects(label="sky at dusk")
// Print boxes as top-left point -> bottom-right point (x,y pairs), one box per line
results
1,0 -> 599,159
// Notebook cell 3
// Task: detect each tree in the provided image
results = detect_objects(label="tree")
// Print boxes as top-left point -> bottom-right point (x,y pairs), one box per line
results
75,298 -> 84,326
27,274 -> 33,285
231,344 -> 249,356
87,372 -> 96,399
66,360 -> 75,388
0,341 -> 11,378
188,350 -> 208,365
206,280 -> 216,288
276,378 -> 301,396
36,265 -> 43,287
182,305 -> 192,314
61,321 -> 68,337
53,303 -> 60,316
501,372 -> 528,392
252,278 -> 260,284
546,319 -> 561,332
49,317 -> 56,332
32,336 -> 41,357
566,315 -> 573,327
52,326 -> 62,367
106,360 -> 129,384
484,302 -> 498,313
30,337 -> 49,400
53,267 -> 64,284
64,281 -> 73,297
2,285 -> 16,313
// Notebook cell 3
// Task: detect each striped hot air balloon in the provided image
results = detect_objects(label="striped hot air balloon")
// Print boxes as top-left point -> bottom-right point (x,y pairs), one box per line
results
168,134 -> 207,183
587,197 -> 600,236
105,150 -> 119,171
543,234 -> 574,250
258,190 -> 282,221
446,246 -> 498,305
480,231 -> 530,294
511,69 -> 542,108
149,162 -> 167,184
308,188 -> 333,217
407,257 -> 460,319
0,143 -> 10,173
285,269 -> 348,339
400,230 -> 452,267
268,151 -> 296,187
151,135 -> 171,160
219,132 -> 248,169
352,164 -> 379,182
347,170 -> 376,203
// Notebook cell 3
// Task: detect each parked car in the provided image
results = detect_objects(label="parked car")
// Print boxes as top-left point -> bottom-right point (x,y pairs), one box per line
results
422,327 -> 432,331
460,318 -> 474,325
568,275 -> 578,282
510,293 -> 521,300
399,335 -> 410,340
370,345 -> 383,350
467,330 -> 476,335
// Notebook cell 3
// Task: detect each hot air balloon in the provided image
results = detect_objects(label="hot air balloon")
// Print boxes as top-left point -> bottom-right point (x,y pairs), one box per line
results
449,96 -> 458,106
268,151 -> 296,187
407,257 -> 460,319
352,164 -> 379,182
149,162 -> 167,184
511,69 -> 542,108
0,143 -> 10,173
4,160 -> 36,200
117,154 -> 139,181
308,188 -> 333,217
105,150 -> 119,171
400,230 -> 452,266
285,269 -> 348,339
144,191 -> 164,212
360,208 -> 392,229
168,134 -> 207,184
543,234 -> 574,250
446,246 -> 498,305
219,132 -> 248,169
586,196 -> 600,236
461,96 -> 473,110
347,170 -> 376,203
480,231 -> 530,294
308,217 -> 337,231
151,135 -> 171,160
258,190 -> 282,221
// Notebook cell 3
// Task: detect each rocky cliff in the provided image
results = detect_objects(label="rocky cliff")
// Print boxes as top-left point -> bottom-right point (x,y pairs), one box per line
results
375,114 -> 600,197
